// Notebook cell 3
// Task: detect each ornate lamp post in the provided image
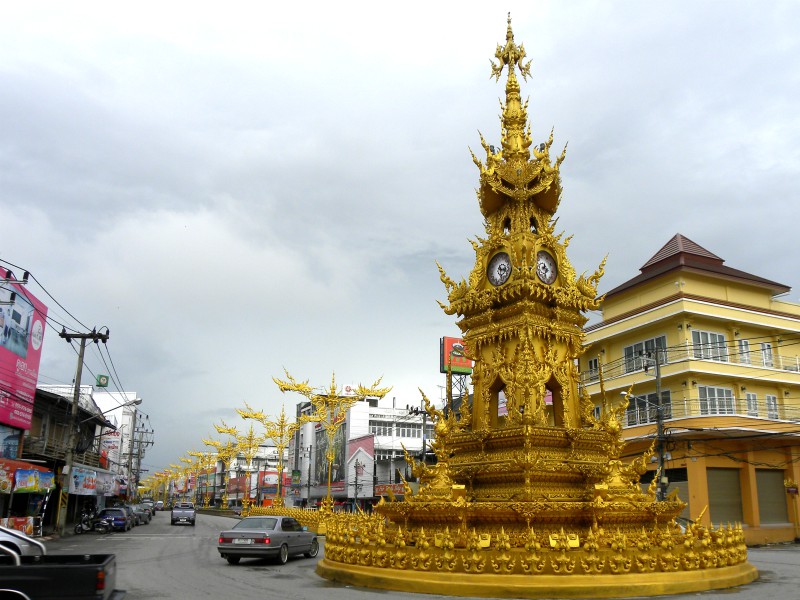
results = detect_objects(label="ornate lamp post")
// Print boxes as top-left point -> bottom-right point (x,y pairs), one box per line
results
203,430 -> 237,509
274,372 -> 390,512
238,403 -> 301,509
188,450 -> 214,507
231,424 -> 263,513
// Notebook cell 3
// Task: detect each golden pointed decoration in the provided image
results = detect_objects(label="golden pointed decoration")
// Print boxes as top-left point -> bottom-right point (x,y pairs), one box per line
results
315,16 -> 757,598
203,430 -> 238,509
273,370 -> 390,511
237,403 -> 297,509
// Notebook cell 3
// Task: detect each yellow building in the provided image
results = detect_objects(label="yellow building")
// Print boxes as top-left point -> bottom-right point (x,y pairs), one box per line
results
581,233 -> 800,545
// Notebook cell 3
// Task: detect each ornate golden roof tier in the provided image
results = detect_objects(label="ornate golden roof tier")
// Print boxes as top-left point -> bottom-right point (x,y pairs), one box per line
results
316,15 -> 757,597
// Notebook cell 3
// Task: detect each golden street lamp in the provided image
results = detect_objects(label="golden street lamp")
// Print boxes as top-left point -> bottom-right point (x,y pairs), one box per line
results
187,450 -> 214,507
229,423 -> 264,513
238,403 -> 300,509
274,371 -> 391,511
204,428 -> 237,509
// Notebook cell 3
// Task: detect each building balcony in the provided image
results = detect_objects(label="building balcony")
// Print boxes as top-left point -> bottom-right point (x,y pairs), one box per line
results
581,342 -> 800,387
21,435 -> 102,469
623,395 -> 800,428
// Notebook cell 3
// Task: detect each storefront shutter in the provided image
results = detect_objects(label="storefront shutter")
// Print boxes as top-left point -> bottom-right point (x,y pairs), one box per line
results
706,467 -> 743,524
756,469 -> 789,524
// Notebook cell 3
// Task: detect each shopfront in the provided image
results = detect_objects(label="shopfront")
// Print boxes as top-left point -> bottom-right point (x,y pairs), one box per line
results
0,457 -> 55,536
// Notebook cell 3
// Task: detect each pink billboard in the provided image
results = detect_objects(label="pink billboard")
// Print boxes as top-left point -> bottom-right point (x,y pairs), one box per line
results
0,268 -> 48,430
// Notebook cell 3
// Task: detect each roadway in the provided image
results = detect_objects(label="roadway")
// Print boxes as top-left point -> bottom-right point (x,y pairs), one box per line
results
44,511 -> 800,600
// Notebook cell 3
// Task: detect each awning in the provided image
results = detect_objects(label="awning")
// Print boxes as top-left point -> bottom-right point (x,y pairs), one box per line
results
0,458 -> 54,494
0,458 -> 52,474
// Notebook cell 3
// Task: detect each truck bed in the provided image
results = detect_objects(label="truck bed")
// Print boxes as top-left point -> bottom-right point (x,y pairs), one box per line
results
0,553 -> 124,599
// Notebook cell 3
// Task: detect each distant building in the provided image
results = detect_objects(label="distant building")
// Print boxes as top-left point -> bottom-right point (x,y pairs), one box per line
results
288,397 -> 433,508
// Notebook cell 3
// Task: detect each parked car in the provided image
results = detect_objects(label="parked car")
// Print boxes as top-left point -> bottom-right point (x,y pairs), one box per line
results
217,515 -> 319,565
119,505 -> 137,527
131,504 -> 151,525
94,507 -> 131,532
0,526 -> 46,557
141,499 -> 155,515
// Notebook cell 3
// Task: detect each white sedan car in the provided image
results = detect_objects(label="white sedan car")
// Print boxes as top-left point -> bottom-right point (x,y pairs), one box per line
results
0,526 -> 46,558
217,516 -> 319,565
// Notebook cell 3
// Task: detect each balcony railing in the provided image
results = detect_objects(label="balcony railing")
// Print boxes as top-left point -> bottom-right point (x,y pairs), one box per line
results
623,397 -> 800,427
21,435 -> 102,468
581,342 -> 800,385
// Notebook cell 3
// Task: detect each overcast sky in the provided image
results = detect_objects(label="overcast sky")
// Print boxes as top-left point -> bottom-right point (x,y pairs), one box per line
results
2,1 -> 798,474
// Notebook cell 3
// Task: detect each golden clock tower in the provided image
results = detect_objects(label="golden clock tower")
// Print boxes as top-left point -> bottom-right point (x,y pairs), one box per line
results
316,16 -> 757,597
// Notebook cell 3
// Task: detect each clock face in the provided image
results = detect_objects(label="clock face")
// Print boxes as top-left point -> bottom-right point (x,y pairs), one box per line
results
487,252 -> 512,286
536,250 -> 558,285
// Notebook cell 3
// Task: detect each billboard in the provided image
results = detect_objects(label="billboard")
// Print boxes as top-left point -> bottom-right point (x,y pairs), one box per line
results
440,336 -> 473,375
0,269 -> 48,430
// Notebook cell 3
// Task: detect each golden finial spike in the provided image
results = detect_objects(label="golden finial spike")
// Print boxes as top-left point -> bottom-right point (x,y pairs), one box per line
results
490,13 -> 532,82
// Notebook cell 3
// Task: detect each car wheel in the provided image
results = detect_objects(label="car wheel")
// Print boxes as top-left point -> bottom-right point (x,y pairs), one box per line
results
277,544 -> 289,565
226,556 -> 240,565
191,521 -> 195,527
304,539 -> 319,558
171,520 -> 176,525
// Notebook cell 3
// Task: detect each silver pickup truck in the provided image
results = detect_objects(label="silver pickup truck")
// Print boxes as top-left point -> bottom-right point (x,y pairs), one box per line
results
170,502 -> 196,526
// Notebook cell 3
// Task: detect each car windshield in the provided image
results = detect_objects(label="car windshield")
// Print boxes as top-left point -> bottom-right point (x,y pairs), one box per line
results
233,517 -> 277,531
99,509 -> 123,517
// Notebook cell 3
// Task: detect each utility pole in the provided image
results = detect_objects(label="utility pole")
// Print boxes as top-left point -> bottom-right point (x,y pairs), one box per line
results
56,327 -> 109,535
126,408 -> 137,501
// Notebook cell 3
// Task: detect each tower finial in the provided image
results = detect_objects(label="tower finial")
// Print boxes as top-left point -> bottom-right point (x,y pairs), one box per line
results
490,13 -> 532,82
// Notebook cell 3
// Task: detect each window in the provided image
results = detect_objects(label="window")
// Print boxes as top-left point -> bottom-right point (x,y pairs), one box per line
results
593,405 -> 602,420
746,392 -> 758,416
625,391 -> 672,426
397,423 -> 422,438
737,339 -> 751,364
692,330 -> 728,362
587,358 -> 599,382
761,343 -> 774,368
623,336 -> 667,373
698,386 -> 734,415
765,394 -> 778,419
369,421 -> 393,436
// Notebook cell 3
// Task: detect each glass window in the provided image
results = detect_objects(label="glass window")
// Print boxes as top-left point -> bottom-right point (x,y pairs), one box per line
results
746,392 -> 758,416
623,336 -> 667,373
761,343 -> 774,368
587,358 -> 599,382
625,391 -> 672,426
698,386 -> 734,415
369,421 -> 394,436
737,339 -> 751,364
692,330 -> 728,362
766,394 -> 778,419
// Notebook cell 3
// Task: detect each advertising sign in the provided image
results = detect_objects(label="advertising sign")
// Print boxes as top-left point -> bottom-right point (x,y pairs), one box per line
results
0,268 -> 48,430
440,336 -> 473,375
315,425 -> 346,488
96,472 -> 115,496
69,467 -> 97,495
100,430 -> 121,469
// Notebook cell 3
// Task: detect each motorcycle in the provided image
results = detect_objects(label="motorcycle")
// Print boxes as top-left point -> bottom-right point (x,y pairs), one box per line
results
73,510 -> 111,534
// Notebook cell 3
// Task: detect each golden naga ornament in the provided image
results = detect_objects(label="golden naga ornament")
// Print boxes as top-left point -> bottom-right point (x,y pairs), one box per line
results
316,15 -> 757,598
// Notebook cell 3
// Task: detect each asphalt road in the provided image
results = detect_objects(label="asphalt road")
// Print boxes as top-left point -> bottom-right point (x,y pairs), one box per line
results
43,512 -> 800,600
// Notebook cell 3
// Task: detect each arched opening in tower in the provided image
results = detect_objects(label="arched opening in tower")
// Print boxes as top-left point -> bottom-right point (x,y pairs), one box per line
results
545,377 -> 565,426
488,378 -> 508,428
